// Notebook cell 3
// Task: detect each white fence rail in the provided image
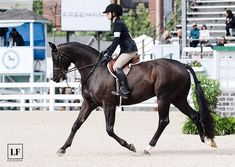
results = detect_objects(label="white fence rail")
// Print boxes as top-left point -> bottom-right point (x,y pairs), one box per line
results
0,81 -> 83,111
0,81 -> 158,112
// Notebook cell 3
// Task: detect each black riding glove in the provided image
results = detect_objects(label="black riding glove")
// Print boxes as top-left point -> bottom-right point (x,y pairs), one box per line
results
100,49 -> 108,56
100,52 -> 112,64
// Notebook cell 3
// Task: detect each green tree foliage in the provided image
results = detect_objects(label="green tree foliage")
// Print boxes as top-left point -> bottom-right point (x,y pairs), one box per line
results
33,0 -> 43,15
122,3 -> 155,38
165,0 -> 181,31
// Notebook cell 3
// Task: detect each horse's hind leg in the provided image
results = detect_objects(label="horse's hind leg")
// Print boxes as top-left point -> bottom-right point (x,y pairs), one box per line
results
172,98 -> 206,143
144,100 -> 170,155
104,105 -> 136,152
57,99 -> 98,156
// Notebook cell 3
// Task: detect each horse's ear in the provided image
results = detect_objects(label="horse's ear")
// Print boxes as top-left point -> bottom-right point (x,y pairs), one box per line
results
48,42 -> 58,52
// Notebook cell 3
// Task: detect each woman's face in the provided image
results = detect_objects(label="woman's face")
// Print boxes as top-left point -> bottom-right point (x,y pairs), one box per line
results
221,38 -> 226,44
106,12 -> 112,20
201,26 -> 206,30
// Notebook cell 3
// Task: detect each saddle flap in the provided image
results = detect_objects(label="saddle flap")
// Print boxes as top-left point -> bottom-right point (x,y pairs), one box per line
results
108,54 -> 140,76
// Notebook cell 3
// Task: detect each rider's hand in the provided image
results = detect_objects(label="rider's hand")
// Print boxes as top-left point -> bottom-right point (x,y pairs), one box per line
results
100,53 -> 112,64
101,49 -> 108,56
103,52 -> 109,58
104,55 -> 112,63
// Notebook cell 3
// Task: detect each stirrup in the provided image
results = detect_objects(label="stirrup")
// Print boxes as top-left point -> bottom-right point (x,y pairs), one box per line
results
118,89 -> 130,98
111,91 -> 129,99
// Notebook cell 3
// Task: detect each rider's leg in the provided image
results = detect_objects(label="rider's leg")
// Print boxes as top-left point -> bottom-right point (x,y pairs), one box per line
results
113,52 -> 137,98
115,67 -> 130,98
113,52 -> 137,70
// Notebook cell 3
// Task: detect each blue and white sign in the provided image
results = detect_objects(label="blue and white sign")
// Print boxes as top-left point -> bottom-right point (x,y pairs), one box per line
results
2,49 -> 20,70
0,47 -> 33,74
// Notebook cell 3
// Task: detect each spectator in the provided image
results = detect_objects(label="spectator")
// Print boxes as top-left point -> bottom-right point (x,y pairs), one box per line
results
189,23 -> 200,47
177,29 -> 182,39
177,29 -> 182,55
216,36 -> 227,46
225,10 -> 235,36
8,28 -> 24,46
199,24 -> 210,45
161,30 -> 171,44
0,28 -> 9,46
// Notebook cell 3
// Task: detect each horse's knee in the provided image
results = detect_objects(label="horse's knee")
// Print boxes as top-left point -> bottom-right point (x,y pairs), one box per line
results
159,118 -> 169,128
106,126 -> 114,136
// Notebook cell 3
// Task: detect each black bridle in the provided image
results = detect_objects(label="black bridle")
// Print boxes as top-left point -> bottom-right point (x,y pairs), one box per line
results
53,52 -> 102,85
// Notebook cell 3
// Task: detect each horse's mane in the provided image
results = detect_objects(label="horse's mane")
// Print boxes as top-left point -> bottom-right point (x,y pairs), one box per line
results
58,42 -> 99,55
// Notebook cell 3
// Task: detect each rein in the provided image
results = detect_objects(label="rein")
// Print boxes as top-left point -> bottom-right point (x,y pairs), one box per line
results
79,53 -> 102,85
54,52 -> 102,86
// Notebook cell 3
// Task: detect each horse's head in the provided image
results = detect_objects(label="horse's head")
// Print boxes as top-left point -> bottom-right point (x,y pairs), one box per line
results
49,42 -> 71,82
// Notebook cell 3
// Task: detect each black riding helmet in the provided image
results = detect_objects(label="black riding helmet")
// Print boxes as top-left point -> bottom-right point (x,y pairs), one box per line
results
103,4 -> 123,16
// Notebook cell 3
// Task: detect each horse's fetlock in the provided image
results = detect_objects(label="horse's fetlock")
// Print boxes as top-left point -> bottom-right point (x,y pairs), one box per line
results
106,126 -> 114,136
120,140 -> 127,146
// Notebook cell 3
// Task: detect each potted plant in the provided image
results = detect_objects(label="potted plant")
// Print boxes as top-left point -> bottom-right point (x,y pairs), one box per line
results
189,60 -> 205,72
182,73 -> 235,136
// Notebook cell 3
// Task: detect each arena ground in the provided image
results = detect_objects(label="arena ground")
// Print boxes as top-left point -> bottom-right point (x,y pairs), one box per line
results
0,111 -> 234,167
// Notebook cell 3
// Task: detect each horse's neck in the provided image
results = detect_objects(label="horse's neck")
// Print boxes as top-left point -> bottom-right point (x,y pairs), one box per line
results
72,51 -> 99,81
73,53 -> 98,68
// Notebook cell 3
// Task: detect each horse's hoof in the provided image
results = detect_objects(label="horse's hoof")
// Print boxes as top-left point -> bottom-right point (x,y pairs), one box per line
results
143,149 -> 151,155
211,139 -> 217,148
129,144 -> 136,152
143,145 -> 153,155
205,138 -> 217,148
56,149 -> 66,156
200,134 -> 205,143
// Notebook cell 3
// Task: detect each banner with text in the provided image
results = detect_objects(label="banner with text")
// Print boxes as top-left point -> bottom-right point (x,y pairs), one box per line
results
61,0 -> 110,31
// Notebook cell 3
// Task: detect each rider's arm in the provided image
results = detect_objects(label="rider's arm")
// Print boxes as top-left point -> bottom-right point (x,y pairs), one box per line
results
106,36 -> 120,57
106,21 -> 122,57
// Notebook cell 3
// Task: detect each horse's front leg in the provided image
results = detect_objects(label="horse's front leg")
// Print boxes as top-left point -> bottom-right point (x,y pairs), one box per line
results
57,99 -> 98,156
104,105 -> 136,152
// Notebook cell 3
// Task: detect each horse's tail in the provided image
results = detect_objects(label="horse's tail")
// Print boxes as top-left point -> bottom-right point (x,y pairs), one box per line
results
185,64 -> 215,139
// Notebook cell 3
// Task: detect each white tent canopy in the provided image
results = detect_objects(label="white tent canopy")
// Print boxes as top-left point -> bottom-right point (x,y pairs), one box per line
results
0,22 -> 24,28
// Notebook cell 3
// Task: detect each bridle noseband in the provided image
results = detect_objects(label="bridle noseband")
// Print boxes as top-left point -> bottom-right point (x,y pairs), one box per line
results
53,52 -> 102,85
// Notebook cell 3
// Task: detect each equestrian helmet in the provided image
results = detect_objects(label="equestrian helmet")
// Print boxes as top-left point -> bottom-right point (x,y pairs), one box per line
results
103,4 -> 123,16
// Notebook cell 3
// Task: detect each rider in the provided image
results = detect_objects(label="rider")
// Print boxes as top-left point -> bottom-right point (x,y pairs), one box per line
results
102,3 -> 138,99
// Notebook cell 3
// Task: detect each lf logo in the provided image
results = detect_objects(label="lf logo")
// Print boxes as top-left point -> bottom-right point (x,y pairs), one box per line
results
7,144 -> 23,160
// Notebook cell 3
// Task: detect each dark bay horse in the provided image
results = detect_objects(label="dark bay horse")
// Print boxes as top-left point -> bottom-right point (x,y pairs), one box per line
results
49,42 -> 216,155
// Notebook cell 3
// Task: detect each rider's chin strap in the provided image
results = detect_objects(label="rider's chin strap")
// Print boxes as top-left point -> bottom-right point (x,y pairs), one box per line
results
111,13 -> 118,22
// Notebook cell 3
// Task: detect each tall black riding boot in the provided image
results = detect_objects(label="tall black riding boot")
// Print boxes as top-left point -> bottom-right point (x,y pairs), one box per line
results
115,68 -> 130,99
